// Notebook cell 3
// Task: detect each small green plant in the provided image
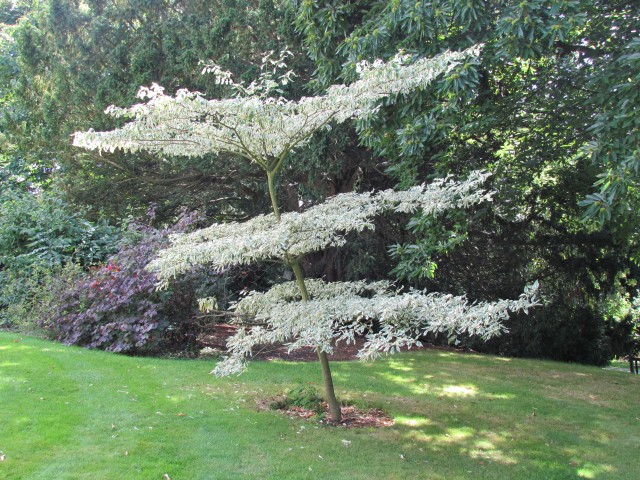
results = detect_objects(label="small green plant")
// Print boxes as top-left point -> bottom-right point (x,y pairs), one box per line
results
272,384 -> 324,415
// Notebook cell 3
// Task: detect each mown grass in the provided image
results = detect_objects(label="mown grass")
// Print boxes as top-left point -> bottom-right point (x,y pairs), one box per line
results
1,332 -> 638,479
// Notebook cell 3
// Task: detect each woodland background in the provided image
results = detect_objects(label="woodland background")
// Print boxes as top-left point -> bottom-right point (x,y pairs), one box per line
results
0,0 -> 638,364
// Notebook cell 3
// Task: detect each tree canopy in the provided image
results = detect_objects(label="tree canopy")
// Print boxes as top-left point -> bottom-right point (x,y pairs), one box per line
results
1,0 -> 637,368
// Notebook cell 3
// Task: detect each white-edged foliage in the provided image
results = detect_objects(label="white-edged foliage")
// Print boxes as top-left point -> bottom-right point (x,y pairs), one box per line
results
72,47 -> 480,165
213,279 -> 540,376
73,45 -> 539,384
148,171 -> 492,284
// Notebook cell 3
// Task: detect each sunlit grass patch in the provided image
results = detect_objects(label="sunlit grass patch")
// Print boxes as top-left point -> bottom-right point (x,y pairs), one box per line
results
440,384 -> 477,397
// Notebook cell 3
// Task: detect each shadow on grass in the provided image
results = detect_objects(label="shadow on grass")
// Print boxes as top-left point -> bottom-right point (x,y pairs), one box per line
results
324,352 -> 628,479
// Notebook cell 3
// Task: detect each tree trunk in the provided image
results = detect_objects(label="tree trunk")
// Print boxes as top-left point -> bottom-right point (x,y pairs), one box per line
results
267,167 -> 342,423
317,348 -> 342,422
289,258 -> 342,422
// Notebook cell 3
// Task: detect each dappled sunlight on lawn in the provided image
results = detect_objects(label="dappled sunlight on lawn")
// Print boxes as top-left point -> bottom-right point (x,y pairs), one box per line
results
398,422 -> 519,465
385,358 -> 415,372
1,334 -> 637,480
0,342 -> 31,352
367,364 -> 515,401
440,384 -> 477,397
576,463 -> 616,478
329,351 -> 628,479
442,426 -> 474,442
395,416 -> 433,428
1,335 -> 69,357
1,333 -> 95,357
39,346 -> 75,354
468,435 -> 518,465
331,352 -> 523,405
435,351 -> 511,363
486,392 -> 516,400
394,419 -> 619,477
404,411 -> 620,478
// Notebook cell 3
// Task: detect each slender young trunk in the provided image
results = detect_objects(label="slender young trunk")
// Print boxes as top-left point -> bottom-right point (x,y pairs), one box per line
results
267,171 -> 281,221
267,169 -> 342,423
289,258 -> 342,423
316,347 -> 341,422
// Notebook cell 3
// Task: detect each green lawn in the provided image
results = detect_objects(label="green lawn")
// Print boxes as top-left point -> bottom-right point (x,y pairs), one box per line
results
1,332 -> 638,479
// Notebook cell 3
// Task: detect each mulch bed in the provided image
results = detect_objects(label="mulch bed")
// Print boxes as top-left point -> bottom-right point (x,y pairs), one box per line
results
319,405 -> 395,428
256,398 -> 395,428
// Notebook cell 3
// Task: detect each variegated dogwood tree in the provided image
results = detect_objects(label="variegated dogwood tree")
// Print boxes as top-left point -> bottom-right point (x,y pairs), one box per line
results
74,47 -> 538,423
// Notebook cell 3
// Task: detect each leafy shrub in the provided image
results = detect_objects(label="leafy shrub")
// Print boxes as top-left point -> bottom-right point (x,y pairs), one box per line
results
0,189 -> 119,270
603,291 -> 640,359
0,263 -> 82,334
489,302 -> 612,366
52,209 -> 230,353
0,189 -> 120,328
272,384 -> 324,415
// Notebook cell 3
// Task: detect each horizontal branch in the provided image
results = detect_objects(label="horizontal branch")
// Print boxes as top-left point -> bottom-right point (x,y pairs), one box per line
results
73,48 -> 480,164
212,279 -> 540,377
148,171 -> 492,283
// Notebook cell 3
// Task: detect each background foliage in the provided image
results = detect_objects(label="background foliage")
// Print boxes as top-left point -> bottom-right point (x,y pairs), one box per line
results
1,0 -> 309,220
292,0 -> 639,364
0,189 -> 119,327
0,0 -> 637,363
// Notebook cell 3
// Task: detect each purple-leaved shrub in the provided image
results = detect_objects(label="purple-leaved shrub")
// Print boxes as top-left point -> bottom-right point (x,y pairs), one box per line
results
53,209 -> 221,353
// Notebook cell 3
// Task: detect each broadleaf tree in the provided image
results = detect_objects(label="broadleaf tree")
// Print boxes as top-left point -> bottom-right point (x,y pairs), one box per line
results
74,48 -> 538,423
292,0 -> 639,363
